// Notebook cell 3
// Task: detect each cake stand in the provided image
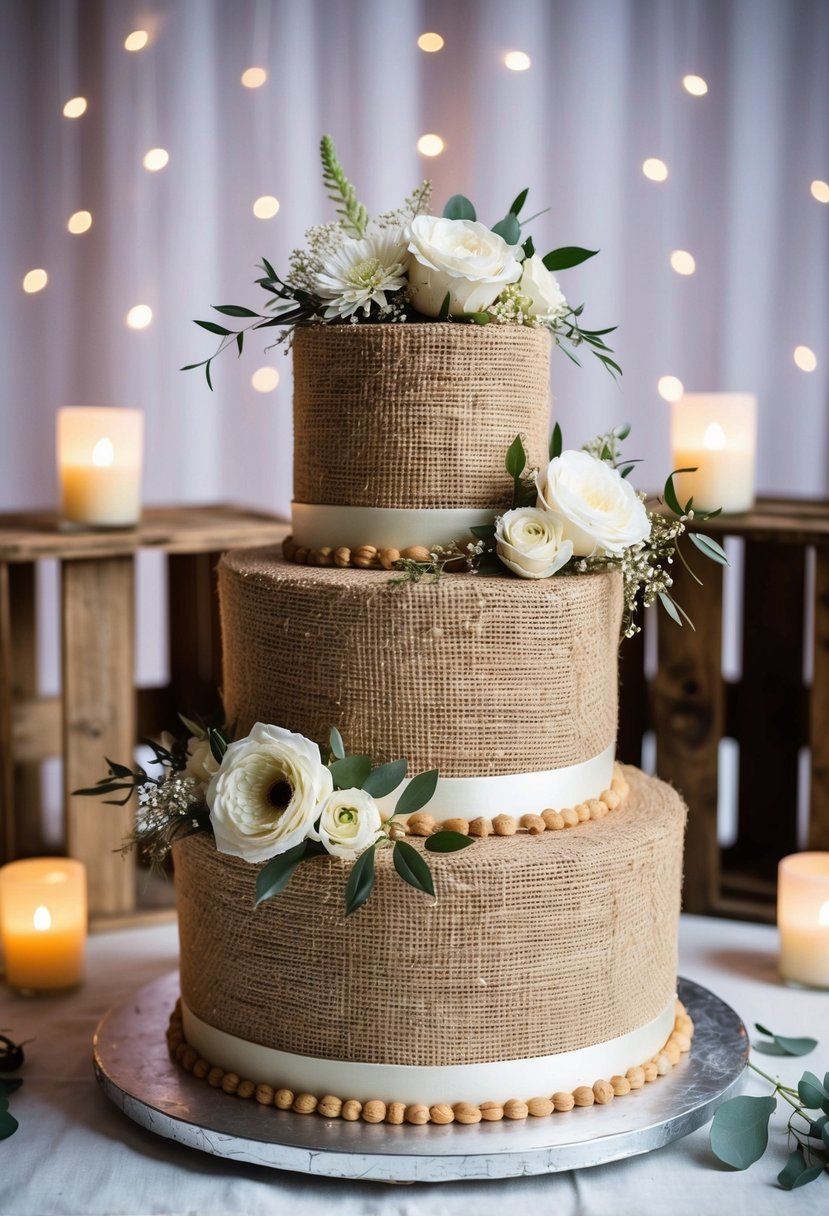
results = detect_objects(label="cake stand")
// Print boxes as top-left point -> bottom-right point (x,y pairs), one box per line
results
93,974 -> 747,1184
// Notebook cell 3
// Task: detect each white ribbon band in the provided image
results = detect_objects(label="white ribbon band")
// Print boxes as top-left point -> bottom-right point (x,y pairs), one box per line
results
291,502 -> 496,551
181,996 -> 677,1107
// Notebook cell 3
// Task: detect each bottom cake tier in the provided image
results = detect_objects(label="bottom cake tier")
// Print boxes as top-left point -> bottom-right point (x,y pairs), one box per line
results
172,767 -> 687,1111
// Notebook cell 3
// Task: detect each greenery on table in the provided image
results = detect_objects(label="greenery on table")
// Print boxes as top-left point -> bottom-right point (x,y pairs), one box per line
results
0,1033 -> 26,1141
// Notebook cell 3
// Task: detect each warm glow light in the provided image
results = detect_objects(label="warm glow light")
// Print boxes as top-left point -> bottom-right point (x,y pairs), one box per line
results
811,180 -> 829,204
126,304 -> 153,329
658,375 -> 684,403
703,422 -> 726,451
670,250 -> 696,275
643,157 -> 668,182
63,96 -> 87,118
682,74 -> 708,96
23,269 -> 48,293
504,50 -> 531,71
818,900 -> 829,927
252,367 -> 280,392
92,437 -> 115,468
253,195 -> 280,219
33,905 -> 52,931
794,345 -> 817,372
417,133 -> 445,157
417,32 -> 444,52
124,29 -> 149,51
67,210 -> 92,234
241,66 -> 267,88
143,147 -> 169,172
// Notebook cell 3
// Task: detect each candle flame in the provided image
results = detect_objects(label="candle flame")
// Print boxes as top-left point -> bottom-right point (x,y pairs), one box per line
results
33,905 -> 52,931
703,422 -> 726,451
819,901 -> 829,927
92,436 -> 115,467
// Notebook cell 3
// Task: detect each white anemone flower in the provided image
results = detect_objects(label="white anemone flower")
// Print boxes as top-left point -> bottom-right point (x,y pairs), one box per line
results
314,228 -> 409,319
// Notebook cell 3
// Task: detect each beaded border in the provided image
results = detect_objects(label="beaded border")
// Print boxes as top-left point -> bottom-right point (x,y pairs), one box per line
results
282,535 -> 432,570
166,999 -> 694,1126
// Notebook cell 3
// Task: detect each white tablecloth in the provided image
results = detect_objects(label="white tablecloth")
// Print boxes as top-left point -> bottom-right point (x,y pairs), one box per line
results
0,914 -> 826,1215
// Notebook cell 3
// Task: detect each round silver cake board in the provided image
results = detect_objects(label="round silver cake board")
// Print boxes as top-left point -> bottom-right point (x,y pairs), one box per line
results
93,973 -> 747,1184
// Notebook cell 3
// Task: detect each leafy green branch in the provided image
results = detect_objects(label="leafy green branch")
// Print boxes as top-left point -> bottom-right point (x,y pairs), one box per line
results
0,1034 -> 26,1143
320,134 -> 368,237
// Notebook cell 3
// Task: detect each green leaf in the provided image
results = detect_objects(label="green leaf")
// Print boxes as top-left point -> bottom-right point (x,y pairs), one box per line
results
549,422 -> 563,460
194,319 -> 232,337
394,769 -> 439,817
205,360 -> 213,391
521,235 -> 535,259
0,1079 -> 22,1096
329,726 -> 345,761
619,464 -> 635,479
443,193 -> 476,221
213,304 -> 259,318
510,188 -> 529,216
469,312 -> 491,325
542,246 -> 598,272
689,532 -> 729,566
658,591 -> 683,626
0,1104 -> 18,1141
798,1072 -> 828,1108
236,332 -> 244,356
344,843 -> 376,915
425,830 -> 475,853
208,727 -> 228,765
260,256 -> 277,279
320,134 -> 368,237
178,714 -> 205,739
778,1150 -> 824,1189
596,354 -> 623,378
753,1024 -> 818,1057
505,434 -> 527,480
104,757 -> 133,779
392,839 -> 435,897
664,469 -> 695,516
491,213 -> 521,244
437,291 -> 451,321
807,1113 -> 828,1139
329,755 -> 372,790
362,758 -> 408,798
709,1095 -> 777,1169
255,841 -> 309,906
470,523 -> 496,540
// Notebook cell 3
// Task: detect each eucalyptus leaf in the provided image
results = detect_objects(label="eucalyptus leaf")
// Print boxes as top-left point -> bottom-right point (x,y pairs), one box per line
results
344,844 -> 376,915
329,754 -> 373,790
689,532 -> 729,566
658,592 -> 683,626
424,830 -> 475,853
213,304 -> 260,318
491,213 -> 521,244
194,319 -> 232,337
549,422 -> 563,460
798,1072 -> 828,1108
510,187 -> 529,216
329,726 -> 345,761
709,1095 -> 777,1169
394,769 -> 439,817
255,841 -> 310,906
362,758 -> 408,798
753,1024 -> 818,1057
505,434 -> 527,480
437,292 -> 451,321
0,1104 -> 18,1141
542,246 -> 598,272
443,193 -> 476,221
664,469 -> 695,516
392,839 -> 435,897
777,1149 -> 808,1190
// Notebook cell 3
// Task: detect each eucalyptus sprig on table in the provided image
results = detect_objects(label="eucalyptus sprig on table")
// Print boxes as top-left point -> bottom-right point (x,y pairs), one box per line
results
0,1033 -> 26,1143
709,1025 -> 828,1190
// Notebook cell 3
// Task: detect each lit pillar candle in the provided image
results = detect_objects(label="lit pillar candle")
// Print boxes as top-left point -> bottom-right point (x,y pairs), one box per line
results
778,853 -> 829,989
57,407 -> 144,528
0,859 -> 87,992
670,393 -> 757,513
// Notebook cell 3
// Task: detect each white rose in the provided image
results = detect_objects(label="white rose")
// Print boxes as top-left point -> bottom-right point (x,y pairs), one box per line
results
183,736 -> 220,787
537,450 -> 651,557
314,788 -> 382,859
206,723 -> 333,864
406,215 -> 523,317
520,255 -> 568,321
495,507 -> 574,579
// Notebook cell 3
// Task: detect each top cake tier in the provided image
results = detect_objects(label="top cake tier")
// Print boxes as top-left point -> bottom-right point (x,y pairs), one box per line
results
291,323 -> 551,553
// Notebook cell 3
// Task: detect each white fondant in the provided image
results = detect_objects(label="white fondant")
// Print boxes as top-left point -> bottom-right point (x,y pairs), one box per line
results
379,743 -> 616,822
291,502 -> 496,551
181,996 -> 677,1107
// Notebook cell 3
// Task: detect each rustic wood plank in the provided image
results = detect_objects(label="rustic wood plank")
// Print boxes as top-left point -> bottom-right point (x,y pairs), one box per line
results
62,557 -> 136,916
652,555 -> 725,914
0,563 -> 14,862
167,551 -> 224,721
8,563 -> 44,855
617,612 -> 648,765
809,547 -> 829,850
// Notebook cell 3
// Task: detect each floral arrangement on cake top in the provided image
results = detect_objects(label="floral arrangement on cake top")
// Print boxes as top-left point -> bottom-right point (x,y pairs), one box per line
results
75,720 -> 472,917
184,135 -> 619,386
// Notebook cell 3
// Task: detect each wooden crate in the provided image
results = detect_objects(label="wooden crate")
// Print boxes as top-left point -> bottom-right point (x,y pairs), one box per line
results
0,505 -> 288,927
618,497 -> 829,921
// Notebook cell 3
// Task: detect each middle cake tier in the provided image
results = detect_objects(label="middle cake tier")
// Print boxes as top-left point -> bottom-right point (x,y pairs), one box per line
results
219,549 -> 623,817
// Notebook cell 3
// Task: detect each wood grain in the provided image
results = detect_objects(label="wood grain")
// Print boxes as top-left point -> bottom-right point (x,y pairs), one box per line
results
810,548 -> 829,851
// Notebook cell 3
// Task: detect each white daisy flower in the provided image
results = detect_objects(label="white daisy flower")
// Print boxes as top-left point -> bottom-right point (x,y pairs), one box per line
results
314,228 -> 409,319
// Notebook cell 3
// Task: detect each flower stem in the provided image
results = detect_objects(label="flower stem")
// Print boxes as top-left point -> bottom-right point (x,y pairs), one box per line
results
748,1061 -> 803,1112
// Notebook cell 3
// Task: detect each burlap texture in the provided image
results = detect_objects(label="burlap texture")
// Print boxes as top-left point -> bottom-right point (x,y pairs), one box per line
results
292,323 -> 551,509
174,767 -> 686,1067
218,551 -> 622,777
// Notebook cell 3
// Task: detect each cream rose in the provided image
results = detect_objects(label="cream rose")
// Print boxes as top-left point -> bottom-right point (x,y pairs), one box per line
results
406,215 -> 523,317
537,450 -> 651,557
520,255 -> 568,322
495,507 -> 574,579
206,723 -> 333,864
314,788 -> 382,859
183,736 -> 220,787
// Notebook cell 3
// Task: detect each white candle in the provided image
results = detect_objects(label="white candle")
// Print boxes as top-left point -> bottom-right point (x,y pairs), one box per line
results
778,852 -> 829,988
0,859 -> 87,992
57,407 -> 144,528
670,393 -> 757,513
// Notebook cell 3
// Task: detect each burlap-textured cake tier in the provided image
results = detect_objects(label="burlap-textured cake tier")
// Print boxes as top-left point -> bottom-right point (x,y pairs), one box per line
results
219,550 -> 622,801
174,768 -> 686,1105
